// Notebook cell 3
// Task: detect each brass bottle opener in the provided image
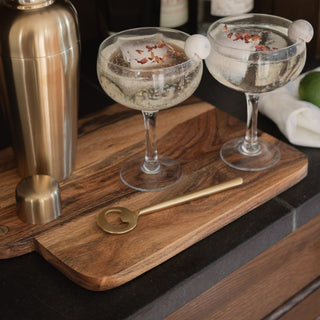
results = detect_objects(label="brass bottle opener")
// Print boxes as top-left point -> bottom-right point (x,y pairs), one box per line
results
97,177 -> 243,234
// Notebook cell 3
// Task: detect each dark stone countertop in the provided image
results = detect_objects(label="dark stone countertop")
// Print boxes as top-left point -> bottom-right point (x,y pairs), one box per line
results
0,46 -> 319,320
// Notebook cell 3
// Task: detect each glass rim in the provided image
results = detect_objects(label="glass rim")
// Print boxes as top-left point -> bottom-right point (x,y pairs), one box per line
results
97,26 -> 200,73
207,13 -> 305,55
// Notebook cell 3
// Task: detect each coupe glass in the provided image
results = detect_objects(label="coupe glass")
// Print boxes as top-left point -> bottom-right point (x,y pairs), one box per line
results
205,14 -> 306,171
97,27 -> 203,191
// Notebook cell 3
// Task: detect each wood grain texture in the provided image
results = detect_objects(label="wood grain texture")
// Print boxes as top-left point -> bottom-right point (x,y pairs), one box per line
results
278,284 -> 320,320
0,98 -> 308,290
265,276 -> 320,318
165,213 -> 320,320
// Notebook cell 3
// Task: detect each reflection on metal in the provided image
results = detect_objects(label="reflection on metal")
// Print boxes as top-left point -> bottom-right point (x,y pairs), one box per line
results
0,0 -> 80,181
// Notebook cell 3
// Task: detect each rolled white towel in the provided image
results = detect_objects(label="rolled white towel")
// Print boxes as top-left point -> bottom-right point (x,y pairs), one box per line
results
259,67 -> 320,148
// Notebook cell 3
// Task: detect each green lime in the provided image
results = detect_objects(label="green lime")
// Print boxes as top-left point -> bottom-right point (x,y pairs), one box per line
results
299,71 -> 320,108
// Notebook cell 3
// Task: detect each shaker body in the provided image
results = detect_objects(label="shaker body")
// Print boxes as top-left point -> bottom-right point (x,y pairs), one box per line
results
1,48 -> 79,179
0,0 -> 80,180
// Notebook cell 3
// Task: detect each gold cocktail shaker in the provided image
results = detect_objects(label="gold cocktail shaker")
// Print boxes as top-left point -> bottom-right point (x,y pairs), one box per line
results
0,0 -> 80,180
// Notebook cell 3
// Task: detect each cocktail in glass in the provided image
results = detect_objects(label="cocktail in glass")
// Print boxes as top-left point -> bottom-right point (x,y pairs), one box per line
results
97,27 -> 203,191
205,14 -> 307,171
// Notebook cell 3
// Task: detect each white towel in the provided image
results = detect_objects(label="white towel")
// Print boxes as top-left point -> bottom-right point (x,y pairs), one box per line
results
259,67 -> 320,148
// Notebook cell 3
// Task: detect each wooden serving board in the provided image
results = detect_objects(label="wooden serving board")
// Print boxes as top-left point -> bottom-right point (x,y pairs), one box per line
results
0,98 -> 307,291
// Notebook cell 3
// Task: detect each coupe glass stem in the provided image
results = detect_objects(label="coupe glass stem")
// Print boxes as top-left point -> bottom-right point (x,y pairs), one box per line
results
241,93 -> 261,155
141,111 -> 161,174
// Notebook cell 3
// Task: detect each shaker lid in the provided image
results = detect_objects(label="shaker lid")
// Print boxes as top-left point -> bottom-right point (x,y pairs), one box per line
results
0,0 -> 80,58
5,0 -> 54,8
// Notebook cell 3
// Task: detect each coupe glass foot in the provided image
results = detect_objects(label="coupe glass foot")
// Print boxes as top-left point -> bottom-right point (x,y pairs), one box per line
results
120,155 -> 182,192
220,137 -> 281,171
